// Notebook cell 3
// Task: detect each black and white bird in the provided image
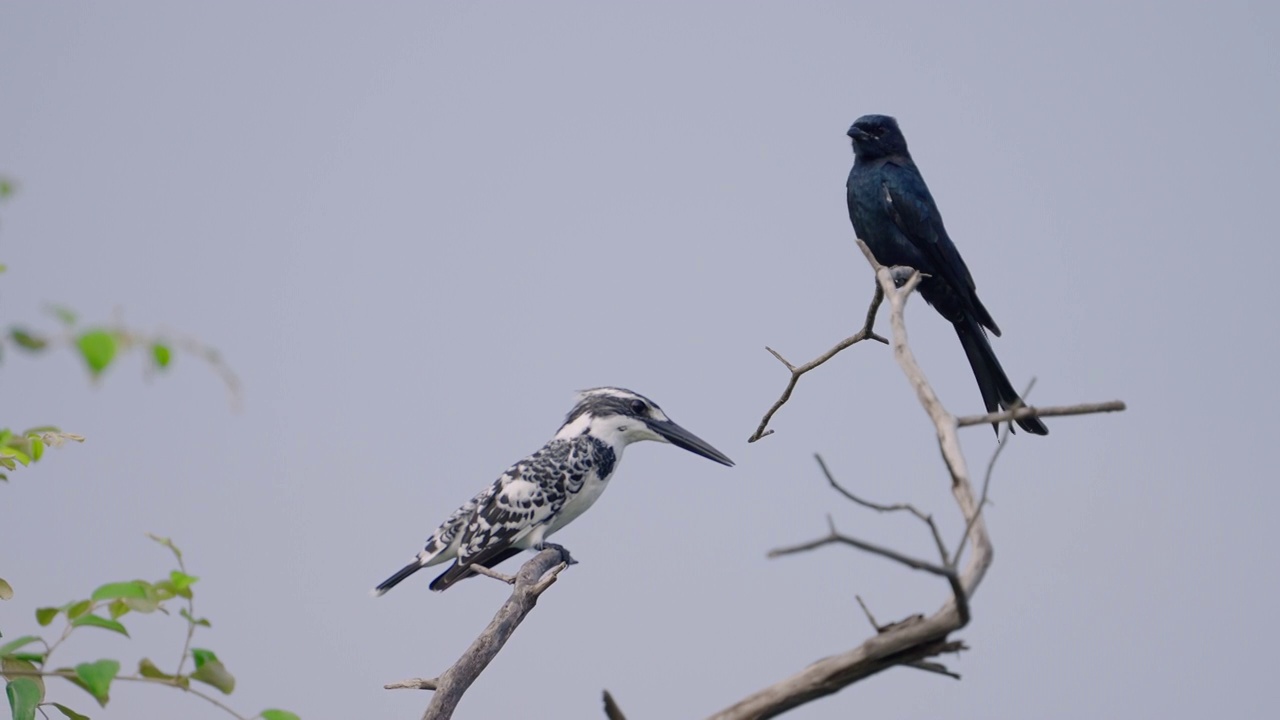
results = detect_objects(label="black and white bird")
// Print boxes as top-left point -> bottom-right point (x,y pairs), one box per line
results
372,387 -> 734,595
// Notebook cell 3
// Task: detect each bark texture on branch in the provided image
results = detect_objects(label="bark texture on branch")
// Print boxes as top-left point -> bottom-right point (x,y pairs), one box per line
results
384,547 -> 571,720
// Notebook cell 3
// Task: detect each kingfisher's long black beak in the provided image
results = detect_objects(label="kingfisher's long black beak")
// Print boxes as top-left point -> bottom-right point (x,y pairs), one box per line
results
647,419 -> 734,467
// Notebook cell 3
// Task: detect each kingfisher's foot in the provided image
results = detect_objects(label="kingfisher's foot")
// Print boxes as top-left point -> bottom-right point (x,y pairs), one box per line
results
539,542 -> 578,566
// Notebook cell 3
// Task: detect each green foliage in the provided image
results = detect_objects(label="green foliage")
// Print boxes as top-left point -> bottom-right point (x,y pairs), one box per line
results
0,538 -> 299,719
69,615 -> 129,638
72,659 -> 118,706
0,429 -> 85,482
46,306 -> 77,327
4,678 -> 39,720
151,342 -> 172,369
90,581 -> 150,602
0,640 -> 40,659
1,659 -> 43,696
2,227 -> 283,718
7,330 -> 46,352
48,703 -> 88,720
190,649 -> 236,695
74,330 -> 117,377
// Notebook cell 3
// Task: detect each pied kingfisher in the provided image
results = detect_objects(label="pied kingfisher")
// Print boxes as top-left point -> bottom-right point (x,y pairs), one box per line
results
372,387 -> 734,594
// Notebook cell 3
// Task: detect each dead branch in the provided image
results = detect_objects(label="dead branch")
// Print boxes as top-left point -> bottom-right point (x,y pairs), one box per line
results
704,240 -> 1126,720
384,547 -> 572,720
814,453 -> 950,564
956,401 -> 1126,428
748,283 -> 888,442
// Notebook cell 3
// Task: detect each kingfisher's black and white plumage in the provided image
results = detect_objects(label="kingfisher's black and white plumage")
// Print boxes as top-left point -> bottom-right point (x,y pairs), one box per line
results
372,387 -> 734,595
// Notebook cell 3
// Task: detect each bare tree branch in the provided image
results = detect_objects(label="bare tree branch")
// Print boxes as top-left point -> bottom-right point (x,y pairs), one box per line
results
384,547 -> 572,720
768,516 -> 955,580
955,401 -> 1126,428
705,240 -> 1126,720
748,283 -> 888,442
905,659 -> 962,680
954,383 -> 1027,564
854,595 -> 882,632
814,453 -> 950,565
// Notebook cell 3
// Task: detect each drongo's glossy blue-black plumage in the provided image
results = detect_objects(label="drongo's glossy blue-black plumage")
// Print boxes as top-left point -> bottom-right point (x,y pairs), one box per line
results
846,115 -> 1047,435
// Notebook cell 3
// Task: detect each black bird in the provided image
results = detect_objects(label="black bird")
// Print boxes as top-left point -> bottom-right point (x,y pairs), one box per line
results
845,114 -> 1047,435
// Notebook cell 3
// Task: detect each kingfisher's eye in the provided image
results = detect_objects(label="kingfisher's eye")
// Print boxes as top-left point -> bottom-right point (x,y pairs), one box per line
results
630,399 -> 647,414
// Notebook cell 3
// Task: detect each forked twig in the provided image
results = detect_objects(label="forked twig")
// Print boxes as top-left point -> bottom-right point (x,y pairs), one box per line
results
748,284 -> 888,442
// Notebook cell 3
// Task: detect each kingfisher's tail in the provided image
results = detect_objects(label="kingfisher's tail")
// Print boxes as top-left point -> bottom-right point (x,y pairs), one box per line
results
371,560 -> 425,597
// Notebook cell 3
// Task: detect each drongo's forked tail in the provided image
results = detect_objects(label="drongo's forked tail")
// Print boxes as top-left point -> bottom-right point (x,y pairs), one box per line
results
955,317 -> 1049,435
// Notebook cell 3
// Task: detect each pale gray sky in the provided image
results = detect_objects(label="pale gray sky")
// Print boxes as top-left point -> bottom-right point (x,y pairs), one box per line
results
2,2 -> 1277,718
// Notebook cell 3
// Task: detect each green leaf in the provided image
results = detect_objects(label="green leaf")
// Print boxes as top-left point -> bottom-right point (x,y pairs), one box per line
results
0,578 -> 12,600
106,599 -> 130,620
35,608 -> 58,626
50,702 -> 91,720
191,658 -> 235,695
70,615 -> 128,638
2,658 -> 44,701
0,263 -> 6,274
151,342 -> 172,369
6,678 -> 41,720
26,436 -> 43,462
65,600 -> 92,620
179,608 -> 211,628
146,533 -> 182,561
9,654 -> 44,664
8,328 -> 47,352
0,456 -> 16,471
190,648 -> 217,669
90,581 -> 148,602
75,330 -> 117,376
73,659 -> 119,707
168,571 -> 198,592
137,658 -> 177,683
0,636 -> 41,657
260,710 -> 301,720
0,447 -> 30,467
46,306 -> 77,327
123,592 -> 160,614
0,179 -> 13,199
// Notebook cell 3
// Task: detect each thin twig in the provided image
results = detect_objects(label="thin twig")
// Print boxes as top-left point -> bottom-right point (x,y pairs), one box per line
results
904,660 -> 961,680
3,670 -> 250,720
954,380 -> 1031,565
384,677 -> 439,690
748,283 -> 888,442
174,549 -> 197,677
815,453 -> 950,565
768,517 -> 954,580
854,595 -> 882,632
469,564 -> 516,584
956,401 -> 1126,428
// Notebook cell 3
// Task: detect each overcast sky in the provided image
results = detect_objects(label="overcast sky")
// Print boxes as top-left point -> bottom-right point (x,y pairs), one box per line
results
3,2 -> 1278,719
